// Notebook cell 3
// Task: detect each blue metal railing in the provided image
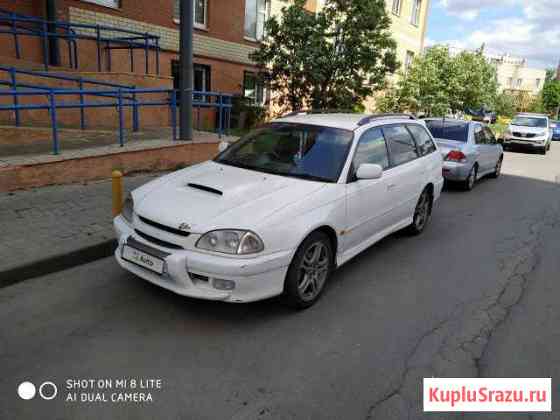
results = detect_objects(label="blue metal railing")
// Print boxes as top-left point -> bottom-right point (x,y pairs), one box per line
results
0,9 -> 160,74
0,65 -> 140,130
0,86 -> 232,155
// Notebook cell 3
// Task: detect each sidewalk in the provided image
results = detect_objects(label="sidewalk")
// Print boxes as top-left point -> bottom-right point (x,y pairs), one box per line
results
0,172 -> 163,287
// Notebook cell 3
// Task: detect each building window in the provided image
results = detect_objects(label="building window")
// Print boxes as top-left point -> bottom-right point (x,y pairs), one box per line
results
244,0 -> 270,41
404,51 -> 414,73
244,72 -> 266,105
536,78 -> 541,88
171,60 -> 211,102
508,77 -> 513,87
516,78 -> 523,88
411,0 -> 421,26
81,0 -> 120,8
392,0 -> 402,15
174,0 -> 208,29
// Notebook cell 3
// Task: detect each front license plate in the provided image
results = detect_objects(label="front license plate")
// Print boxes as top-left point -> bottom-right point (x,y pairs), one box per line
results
122,245 -> 165,274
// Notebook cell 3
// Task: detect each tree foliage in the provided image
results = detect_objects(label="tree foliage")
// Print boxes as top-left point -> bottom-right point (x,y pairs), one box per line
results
542,79 -> 560,116
379,46 -> 499,116
250,0 -> 398,112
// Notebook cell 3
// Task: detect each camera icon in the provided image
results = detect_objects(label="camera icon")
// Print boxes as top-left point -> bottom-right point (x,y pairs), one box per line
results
18,381 -> 57,400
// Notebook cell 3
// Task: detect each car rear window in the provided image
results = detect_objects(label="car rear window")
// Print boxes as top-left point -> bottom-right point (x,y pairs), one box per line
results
425,120 -> 469,142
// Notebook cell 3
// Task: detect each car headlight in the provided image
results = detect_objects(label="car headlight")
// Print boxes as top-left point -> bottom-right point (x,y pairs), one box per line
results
196,230 -> 264,255
537,131 -> 547,137
122,194 -> 134,224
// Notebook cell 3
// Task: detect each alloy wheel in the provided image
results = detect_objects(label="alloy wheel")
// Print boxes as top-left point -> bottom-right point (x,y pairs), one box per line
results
297,242 -> 330,301
414,191 -> 430,231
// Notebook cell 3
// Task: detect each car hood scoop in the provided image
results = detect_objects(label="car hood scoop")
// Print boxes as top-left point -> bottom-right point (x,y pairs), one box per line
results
187,183 -> 223,196
136,161 -> 325,233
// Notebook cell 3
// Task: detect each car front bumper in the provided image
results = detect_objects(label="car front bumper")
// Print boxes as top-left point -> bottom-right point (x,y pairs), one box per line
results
114,216 -> 292,303
503,138 -> 547,149
441,161 -> 471,181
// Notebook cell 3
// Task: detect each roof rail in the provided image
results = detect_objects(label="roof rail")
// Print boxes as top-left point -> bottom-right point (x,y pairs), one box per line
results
281,109 -> 357,118
357,113 -> 416,126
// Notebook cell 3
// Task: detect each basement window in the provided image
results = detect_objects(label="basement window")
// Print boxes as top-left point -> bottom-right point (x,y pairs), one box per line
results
243,72 -> 266,106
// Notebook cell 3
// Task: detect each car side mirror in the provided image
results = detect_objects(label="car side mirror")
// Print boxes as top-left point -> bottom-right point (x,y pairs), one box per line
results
218,141 -> 229,153
356,163 -> 383,180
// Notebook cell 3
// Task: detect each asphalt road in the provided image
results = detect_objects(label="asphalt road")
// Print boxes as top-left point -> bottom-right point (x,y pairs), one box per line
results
2,144 -> 560,420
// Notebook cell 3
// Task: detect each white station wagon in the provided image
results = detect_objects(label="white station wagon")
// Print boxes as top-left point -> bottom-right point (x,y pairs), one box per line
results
114,113 -> 444,308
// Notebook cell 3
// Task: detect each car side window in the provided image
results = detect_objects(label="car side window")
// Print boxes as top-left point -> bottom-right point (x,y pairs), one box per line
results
383,124 -> 420,167
353,128 -> 390,170
407,124 -> 437,156
483,127 -> 496,144
474,125 -> 486,144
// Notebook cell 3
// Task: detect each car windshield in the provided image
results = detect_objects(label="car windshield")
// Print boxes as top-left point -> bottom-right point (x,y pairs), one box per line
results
214,123 -> 354,183
425,120 -> 469,142
511,117 -> 547,128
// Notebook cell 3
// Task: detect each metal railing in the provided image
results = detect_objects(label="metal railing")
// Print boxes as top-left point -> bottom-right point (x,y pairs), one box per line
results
0,9 -> 160,74
0,65 -> 139,130
0,87 -> 232,155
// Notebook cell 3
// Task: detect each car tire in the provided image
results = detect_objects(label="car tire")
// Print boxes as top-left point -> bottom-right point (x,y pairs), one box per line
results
282,231 -> 334,309
463,165 -> 477,191
406,187 -> 433,236
490,156 -> 503,178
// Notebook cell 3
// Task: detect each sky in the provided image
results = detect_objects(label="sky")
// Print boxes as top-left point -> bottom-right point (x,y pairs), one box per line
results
426,0 -> 560,70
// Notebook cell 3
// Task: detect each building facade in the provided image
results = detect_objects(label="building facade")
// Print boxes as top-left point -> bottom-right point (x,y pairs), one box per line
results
1,0 -> 429,114
487,53 -> 547,95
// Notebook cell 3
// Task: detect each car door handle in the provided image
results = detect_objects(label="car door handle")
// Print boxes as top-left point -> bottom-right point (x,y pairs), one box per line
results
387,183 -> 397,190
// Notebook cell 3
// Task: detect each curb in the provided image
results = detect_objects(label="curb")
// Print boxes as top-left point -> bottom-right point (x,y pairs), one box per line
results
0,239 -> 117,289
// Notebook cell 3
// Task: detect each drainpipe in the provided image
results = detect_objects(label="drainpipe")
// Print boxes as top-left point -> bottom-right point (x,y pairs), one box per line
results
46,0 -> 60,67
179,0 -> 194,141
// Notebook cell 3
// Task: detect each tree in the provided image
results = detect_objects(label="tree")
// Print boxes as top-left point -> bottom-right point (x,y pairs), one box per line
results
250,0 -> 398,112
542,79 -> 560,118
379,46 -> 499,117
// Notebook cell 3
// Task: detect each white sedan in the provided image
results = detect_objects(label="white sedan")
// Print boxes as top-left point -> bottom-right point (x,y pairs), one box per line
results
114,113 -> 444,308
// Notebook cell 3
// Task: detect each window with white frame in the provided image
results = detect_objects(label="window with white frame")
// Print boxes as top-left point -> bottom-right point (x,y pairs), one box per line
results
82,0 -> 120,8
174,0 -> 208,29
244,0 -> 270,41
536,78 -> 541,88
411,0 -> 422,26
392,0 -> 402,15
244,72 -> 266,105
508,77 -> 513,87
516,78 -> 523,88
404,51 -> 414,73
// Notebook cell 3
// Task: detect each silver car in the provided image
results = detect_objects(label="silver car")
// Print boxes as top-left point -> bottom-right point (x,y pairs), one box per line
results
425,119 -> 503,191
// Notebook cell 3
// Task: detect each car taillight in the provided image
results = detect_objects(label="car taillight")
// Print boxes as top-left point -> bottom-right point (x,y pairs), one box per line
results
445,150 -> 467,162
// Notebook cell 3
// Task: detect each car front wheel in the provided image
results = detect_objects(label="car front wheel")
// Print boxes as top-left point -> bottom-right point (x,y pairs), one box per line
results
283,231 -> 334,309
490,157 -> 503,178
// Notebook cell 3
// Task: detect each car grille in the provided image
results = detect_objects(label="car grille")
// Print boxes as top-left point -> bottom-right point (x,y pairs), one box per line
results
513,132 -> 536,138
138,215 -> 190,237
134,229 -> 184,250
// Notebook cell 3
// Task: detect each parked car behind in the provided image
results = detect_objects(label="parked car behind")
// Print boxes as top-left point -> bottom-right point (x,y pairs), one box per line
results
502,113 -> 552,154
467,107 -> 497,124
114,113 -> 444,308
551,120 -> 560,141
425,118 -> 503,191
